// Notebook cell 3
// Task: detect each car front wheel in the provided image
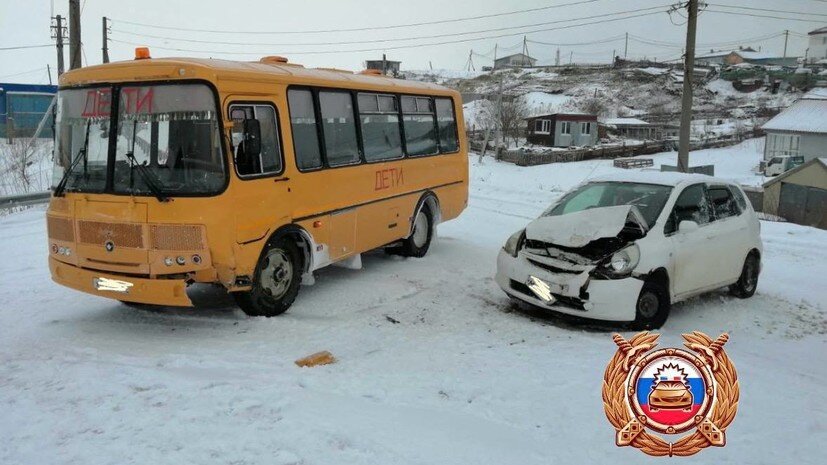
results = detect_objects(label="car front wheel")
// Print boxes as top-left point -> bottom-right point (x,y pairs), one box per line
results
632,281 -> 670,330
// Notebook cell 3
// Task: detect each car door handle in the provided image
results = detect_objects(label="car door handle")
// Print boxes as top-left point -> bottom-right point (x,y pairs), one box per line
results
273,177 -> 290,183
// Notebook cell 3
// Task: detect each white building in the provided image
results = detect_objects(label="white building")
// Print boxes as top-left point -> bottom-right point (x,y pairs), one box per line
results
808,27 -> 827,63
762,89 -> 827,162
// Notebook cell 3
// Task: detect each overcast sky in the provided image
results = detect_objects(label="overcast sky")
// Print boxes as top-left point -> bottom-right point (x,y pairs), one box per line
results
1,0 -> 825,84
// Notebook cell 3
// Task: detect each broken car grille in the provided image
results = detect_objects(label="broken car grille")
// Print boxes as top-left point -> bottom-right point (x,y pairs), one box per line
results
509,280 -> 586,311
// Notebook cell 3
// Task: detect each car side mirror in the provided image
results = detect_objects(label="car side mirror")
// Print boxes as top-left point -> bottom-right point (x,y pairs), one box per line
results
242,119 -> 262,158
678,220 -> 699,233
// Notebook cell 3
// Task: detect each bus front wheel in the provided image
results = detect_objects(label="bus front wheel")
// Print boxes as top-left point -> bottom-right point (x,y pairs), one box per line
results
234,238 -> 303,317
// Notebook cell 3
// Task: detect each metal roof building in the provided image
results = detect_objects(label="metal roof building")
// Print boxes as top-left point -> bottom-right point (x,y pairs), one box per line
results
761,92 -> 827,162
0,82 -> 57,139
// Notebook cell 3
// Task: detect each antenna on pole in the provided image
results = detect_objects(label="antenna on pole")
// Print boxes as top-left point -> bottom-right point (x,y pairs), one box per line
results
50,15 -> 66,76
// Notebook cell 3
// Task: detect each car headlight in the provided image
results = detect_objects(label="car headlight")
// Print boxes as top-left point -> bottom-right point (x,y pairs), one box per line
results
503,229 -> 526,257
607,243 -> 640,274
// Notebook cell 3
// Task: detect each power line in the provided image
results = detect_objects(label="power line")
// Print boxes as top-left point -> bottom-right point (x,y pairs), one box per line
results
0,66 -> 47,79
705,9 -> 827,22
108,10 -> 667,56
111,0 -> 603,35
0,44 -> 54,51
527,35 -> 626,46
708,3 -> 827,17
110,6 -> 671,48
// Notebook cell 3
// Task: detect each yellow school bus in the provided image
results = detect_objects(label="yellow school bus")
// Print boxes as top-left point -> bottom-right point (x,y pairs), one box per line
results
47,51 -> 468,316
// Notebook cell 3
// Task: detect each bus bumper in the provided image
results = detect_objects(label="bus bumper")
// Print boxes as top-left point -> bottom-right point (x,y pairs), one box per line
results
49,257 -> 193,307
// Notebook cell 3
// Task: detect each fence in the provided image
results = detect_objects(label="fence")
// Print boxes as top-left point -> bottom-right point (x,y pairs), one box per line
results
480,132 -> 760,167
0,191 -> 50,211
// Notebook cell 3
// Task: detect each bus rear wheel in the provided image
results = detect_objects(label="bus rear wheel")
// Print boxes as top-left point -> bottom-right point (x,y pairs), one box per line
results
397,206 -> 434,258
234,238 -> 302,317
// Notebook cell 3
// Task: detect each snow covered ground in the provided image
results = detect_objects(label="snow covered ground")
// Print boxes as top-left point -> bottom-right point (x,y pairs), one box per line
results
1,141 -> 825,464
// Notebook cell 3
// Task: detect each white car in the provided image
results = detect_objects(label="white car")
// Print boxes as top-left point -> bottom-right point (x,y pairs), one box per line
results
495,172 -> 762,328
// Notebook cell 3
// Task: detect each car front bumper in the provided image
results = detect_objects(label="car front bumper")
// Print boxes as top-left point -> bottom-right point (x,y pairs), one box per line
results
495,249 -> 642,322
50,257 -> 193,307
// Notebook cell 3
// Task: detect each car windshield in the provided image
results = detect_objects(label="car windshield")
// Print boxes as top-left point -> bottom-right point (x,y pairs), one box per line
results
52,83 -> 225,196
545,181 -> 673,227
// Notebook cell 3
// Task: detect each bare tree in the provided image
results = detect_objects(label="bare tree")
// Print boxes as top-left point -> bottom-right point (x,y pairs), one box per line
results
580,97 -> 608,117
498,97 -> 529,148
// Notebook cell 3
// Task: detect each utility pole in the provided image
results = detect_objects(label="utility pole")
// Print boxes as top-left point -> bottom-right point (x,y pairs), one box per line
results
624,32 -> 629,59
555,48 -> 560,66
522,35 -> 529,66
50,15 -> 66,76
102,17 -> 110,63
69,0 -> 82,70
677,0 -> 699,173
782,29 -> 789,60
569,51 -> 573,65
493,44 -> 498,66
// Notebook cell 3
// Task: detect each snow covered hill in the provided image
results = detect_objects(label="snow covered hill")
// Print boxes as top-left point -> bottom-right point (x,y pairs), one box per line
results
1,141 -> 825,464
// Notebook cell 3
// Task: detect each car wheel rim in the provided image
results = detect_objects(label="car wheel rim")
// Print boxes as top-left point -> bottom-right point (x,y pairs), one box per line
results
412,211 -> 428,248
638,291 -> 659,319
260,249 -> 293,300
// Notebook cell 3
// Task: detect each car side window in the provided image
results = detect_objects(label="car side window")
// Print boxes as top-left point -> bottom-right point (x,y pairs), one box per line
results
729,186 -> 748,212
665,184 -> 711,234
709,186 -> 740,220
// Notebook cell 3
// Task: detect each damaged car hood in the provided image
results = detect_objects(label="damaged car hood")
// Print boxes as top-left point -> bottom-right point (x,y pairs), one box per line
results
525,205 -> 649,248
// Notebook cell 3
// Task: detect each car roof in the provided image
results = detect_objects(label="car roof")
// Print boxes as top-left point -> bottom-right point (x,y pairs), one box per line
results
587,170 -> 734,188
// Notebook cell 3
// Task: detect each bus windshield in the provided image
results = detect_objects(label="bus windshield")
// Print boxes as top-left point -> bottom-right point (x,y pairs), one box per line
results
52,83 -> 225,196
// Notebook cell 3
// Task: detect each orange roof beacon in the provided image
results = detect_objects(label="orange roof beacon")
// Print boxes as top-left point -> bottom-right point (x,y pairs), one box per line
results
48,51 -> 468,316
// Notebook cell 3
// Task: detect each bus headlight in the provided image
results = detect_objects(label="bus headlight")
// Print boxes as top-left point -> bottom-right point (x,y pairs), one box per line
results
503,229 -> 526,257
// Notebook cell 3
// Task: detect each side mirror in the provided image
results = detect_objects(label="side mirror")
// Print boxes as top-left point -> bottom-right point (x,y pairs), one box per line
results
242,119 -> 262,158
678,220 -> 700,233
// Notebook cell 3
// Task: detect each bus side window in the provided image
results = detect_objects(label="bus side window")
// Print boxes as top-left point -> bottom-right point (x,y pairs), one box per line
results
435,97 -> 459,153
230,104 -> 282,177
358,93 -> 403,162
401,96 -> 438,157
319,91 -> 360,167
287,89 -> 323,171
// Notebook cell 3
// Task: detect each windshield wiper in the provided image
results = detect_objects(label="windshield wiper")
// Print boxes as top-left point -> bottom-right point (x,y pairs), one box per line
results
53,120 -> 91,197
125,120 -> 170,202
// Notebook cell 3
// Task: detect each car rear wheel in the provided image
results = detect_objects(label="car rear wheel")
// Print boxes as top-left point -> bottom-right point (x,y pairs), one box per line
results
234,238 -> 302,317
632,281 -> 670,330
729,253 -> 759,298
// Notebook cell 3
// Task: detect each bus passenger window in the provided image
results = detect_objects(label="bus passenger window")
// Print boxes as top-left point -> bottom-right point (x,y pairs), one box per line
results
287,89 -> 323,170
319,91 -> 360,167
230,104 -> 282,177
435,97 -> 458,153
358,93 -> 402,162
401,96 -> 438,156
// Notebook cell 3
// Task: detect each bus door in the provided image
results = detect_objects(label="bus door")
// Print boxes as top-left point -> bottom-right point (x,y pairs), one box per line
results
228,101 -> 292,244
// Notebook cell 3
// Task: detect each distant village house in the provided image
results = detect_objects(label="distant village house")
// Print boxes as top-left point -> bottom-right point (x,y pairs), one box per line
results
494,53 -> 537,69
525,113 -> 597,147
365,56 -> 401,76
761,89 -> 827,163
599,117 -> 655,140
807,27 -> 827,63
696,47 -> 798,67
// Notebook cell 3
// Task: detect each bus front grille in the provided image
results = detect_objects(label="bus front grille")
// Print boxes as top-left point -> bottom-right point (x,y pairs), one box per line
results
78,221 -> 144,249
150,224 -> 205,250
47,216 -> 75,242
